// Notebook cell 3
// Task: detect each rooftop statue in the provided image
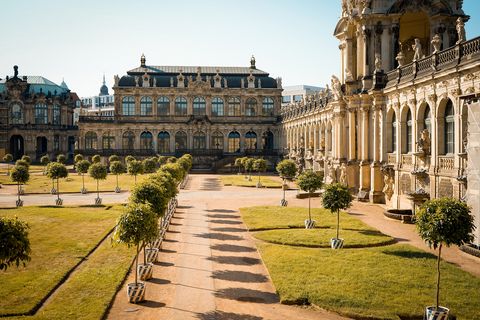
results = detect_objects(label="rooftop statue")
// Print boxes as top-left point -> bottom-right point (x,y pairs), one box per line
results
331,75 -> 343,101
456,17 -> 466,44
412,38 -> 423,61
431,34 -> 442,53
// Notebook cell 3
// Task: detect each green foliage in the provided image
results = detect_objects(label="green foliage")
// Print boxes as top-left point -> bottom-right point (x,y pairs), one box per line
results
91,155 -> 101,163
160,162 -> 184,182
40,155 -> 50,166
15,159 -> 30,169
416,198 -> 475,249
21,155 -> 31,164
322,183 -> 353,214
297,170 -> 323,194
0,217 -> 31,271
253,158 -> 267,173
76,160 -> 91,174
125,155 -> 135,164
113,203 -> 158,248
130,179 -> 168,217
234,158 -> 243,168
74,154 -> 83,163
177,156 -> 192,172
244,158 -> 255,172
240,157 -> 249,166
109,161 -> 125,175
88,162 -> 107,180
167,156 -> 177,163
56,154 -> 66,164
108,155 -> 119,163
10,165 -> 30,184
46,162 -> 68,180
3,154 -> 13,163
127,160 -> 143,177
150,171 -> 178,199
276,159 -> 297,179
142,157 -> 158,174
157,156 -> 168,166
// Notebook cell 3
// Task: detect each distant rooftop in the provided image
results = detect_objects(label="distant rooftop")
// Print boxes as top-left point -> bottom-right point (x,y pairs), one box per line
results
0,75 -> 69,95
127,65 -> 269,76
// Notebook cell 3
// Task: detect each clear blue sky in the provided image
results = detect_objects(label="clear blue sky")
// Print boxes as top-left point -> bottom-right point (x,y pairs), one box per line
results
1,0 -> 480,97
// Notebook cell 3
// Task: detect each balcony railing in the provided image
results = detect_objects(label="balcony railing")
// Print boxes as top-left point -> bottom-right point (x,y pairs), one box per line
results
401,154 -> 413,168
438,155 -> 455,172
387,153 -> 396,165
75,148 -> 280,158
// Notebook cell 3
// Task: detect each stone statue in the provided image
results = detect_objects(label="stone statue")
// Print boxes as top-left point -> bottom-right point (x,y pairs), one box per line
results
134,76 -> 139,87
417,129 -> 431,155
412,38 -> 423,61
114,75 -> 119,86
14,65 -> 18,78
431,34 -> 442,53
339,163 -> 347,185
456,17 -> 466,44
374,53 -> 382,72
396,50 -> 406,67
331,75 -> 343,100
153,77 -> 157,87
320,136 -> 325,150
345,68 -> 353,81
382,174 -> 394,201
328,163 -> 337,183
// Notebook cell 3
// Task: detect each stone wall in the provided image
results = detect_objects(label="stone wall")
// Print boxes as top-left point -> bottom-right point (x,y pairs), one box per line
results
466,98 -> 480,245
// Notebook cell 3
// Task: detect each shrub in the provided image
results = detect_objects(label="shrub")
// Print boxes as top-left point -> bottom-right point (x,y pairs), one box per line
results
151,170 -> 178,199
10,165 -> 30,203
177,156 -> 192,172
244,158 -> 255,177
142,157 -> 158,174
2,154 -> 13,163
160,163 -> 184,183
56,154 -> 66,164
297,170 -> 323,222
21,155 -> 31,164
15,159 -> 30,169
127,160 -> 143,183
88,162 -> 107,199
167,156 -> 177,163
76,160 -> 91,192
322,183 -> 353,239
157,156 -> 168,166
234,158 -> 243,174
125,155 -> 135,164
108,155 -> 120,163
110,161 -> 126,190
130,179 -> 168,217
40,155 -> 50,167
74,154 -> 84,163
92,154 -> 101,163
276,159 -> 297,180
0,217 -> 31,271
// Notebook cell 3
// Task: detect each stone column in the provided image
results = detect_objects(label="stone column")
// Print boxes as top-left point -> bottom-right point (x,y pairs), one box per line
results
348,109 -> 356,160
428,94 -> 438,198
381,26 -> 391,71
359,105 -> 371,192
370,98 -> 384,203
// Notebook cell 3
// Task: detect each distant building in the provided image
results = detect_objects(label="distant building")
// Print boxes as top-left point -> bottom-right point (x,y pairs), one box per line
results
79,75 -> 115,118
282,85 -> 323,106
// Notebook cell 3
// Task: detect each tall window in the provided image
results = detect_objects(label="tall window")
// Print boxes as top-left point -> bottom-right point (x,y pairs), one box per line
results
122,96 -> 135,116
245,131 -> 257,149
158,131 -> 170,153
140,131 -> 153,150
406,110 -> 412,153
263,131 -> 274,149
175,97 -> 187,115
262,97 -> 274,116
228,131 -> 240,153
212,97 -> 224,116
85,131 -> 97,150
246,98 -> 257,116
175,131 -> 187,150
102,132 -> 115,149
34,103 -> 48,124
193,131 -> 206,149
157,96 -> 169,116
122,131 -> 135,150
53,104 -> 61,125
10,103 -> 23,124
392,113 -> 397,153
424,105 -> 431,134
140,97 -> 152,116
211,131 -> 223,149
445,100 -> 455,154
227,97 -> 241,116
193,97 -> 206,115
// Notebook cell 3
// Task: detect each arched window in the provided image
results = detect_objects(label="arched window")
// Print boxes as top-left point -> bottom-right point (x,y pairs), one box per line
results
211,131 -> 223,149
193,97 -> 206,115
158,131 -> 170,153
228,131 -> 240,153
424,105 -> 431,134
10,103 -> 23,124
157,96 -> 170,116
122,131 -> 135,150
175,97 -> 187,115
262,97 -> 274,116
212,97 -> 224,116
175,131 -> 187,150
122,96 -> 135,116
263,131 -> 274,149
53,104 -> 61,125
227,97 -> 241,116
245,131 -> 257,149
193,131 -> 206,149
34,103 -> 48,124
102,132 -> 115,150
140,97 -> 152,116
140,131 -> 153,150
85,131 -> 97,150
392,113 -> 397,153
445,100 -> 455,154
406,109 -> 413,153
246,98 -> 257,116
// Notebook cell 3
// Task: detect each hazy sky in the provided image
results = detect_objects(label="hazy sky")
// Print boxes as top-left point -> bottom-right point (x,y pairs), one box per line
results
2,0 -> 480,97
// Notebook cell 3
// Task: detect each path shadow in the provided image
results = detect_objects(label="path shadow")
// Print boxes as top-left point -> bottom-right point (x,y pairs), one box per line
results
163,239 -> 178,243
170,222 -> 182,226
200,178 -> 222,191
195,233 -> 243,241
212,270 -> 268,283
210,244 -> 257,253
214,288 -> 279,304
207,214 -> 240,219
154,261 -> 174,267
382,250 -> 436,260
177,205 -> 193,209
206,209 -> 237,213
211,227 -> 246,233
208,255 -> 261,266
196,310 -> 263,320
148,278 -> 171,285
208,219 -> 242,225
166,230 -> 181,233
140,300 -> 165,308
161,249 -> 177,253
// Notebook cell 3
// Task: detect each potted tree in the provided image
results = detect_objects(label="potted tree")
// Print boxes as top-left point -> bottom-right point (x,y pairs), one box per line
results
46,162 -> 68,206
253,158 -> 267,188
142,157 -> 157,174
240,157 -> 249,179
234,158 -> 243,175
108,154 -> 120,164
416,198 -> 475,320
56,154 -> 66,164
2,154 -> 13,176
40,155 -> 50,175
157,156 -> 168,166
76,159 -> 91,194
10,165 -> 29,207
127,160 -> 143,184
13,160 -> 29,195
160,163 -> 185,184
74,154 -> 84,164
276,159 -> 297,206
322,183 -> 353,249
21,155 -> 31,165
110,160 -> 125,193
125,155 -> 135,164
112,202 -> 158,303
0,216 -> 31,270
92,154 -> 101,164
297,170 -> 323,229
88,162 -> 107,205
244,158 -> 255,181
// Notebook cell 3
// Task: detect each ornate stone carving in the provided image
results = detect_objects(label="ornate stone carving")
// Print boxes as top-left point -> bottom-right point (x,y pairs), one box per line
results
396,51 -> 406,67
339,163 -> 347,185
456,17 -> 466,44
374,53 -> 382,72
331,75 -> 343,101
412,38 -> 423,61
381,165 -> 394,201
431,34 -> 442,53
416,129 -> 431,156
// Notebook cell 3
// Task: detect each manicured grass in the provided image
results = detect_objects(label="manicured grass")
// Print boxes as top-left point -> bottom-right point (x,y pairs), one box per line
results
0,205 -> 125,315
220,175 -> 282,188
253,228 -> 394,248
258,243 -> 480,319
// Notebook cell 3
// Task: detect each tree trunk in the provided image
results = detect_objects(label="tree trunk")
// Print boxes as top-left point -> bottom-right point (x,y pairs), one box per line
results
282,179 -> 286,201
134,175 -> 137,184
17,182 -> 21,202
308,193 -> 312,221
82,174 -> 85,190
135,244 -> 139,284
116,174 -> 119,189
57,179 -> 60,201
97,179 -> 99,199
436,244 -> 442,309
336,210 -> 340,239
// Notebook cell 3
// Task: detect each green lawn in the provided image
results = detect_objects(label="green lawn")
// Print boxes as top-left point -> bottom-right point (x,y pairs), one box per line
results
220,175 -> 282,188
0,205 -> 131,316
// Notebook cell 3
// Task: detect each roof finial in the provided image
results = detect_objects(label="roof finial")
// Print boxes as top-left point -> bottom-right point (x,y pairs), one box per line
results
141,53 -> 146,67
250,55 -> 256,69
103,74 -> 106,85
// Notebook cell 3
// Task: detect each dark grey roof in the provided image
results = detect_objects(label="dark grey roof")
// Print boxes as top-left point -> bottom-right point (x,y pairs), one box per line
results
127,65 -> 269,76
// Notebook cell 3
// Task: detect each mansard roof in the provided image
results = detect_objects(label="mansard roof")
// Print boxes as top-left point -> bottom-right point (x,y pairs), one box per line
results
0,76 -> 69,96
127,65 -> 269,76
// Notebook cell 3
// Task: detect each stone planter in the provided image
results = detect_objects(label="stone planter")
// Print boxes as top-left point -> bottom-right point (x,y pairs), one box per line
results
137,263 -> 153,281
256,182 -> 263,188
330,238 -> 344,249
55,198 -> 63,206
425,306 -> 449,320
80,188 -> 87,194
95,197 -> 102,205
145,248 -> 159,263
115,186 -> 121,193
50,188 -> 57,195
16,199 -> 23,207
280,199 -> 288,207
127,282 -> 145,303
383,209 -> 414,224
304,219 -> 316,229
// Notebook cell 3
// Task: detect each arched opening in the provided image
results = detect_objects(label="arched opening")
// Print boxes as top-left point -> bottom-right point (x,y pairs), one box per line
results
246,98 -> 257,116
391,112 -> 397,153
10,103 -> 24,125
122,131 -> 135,150
211,131 -> 224,150
228,131 -> 240,153
437,98 -> 455,155
245,131 -> 257,150
193,97 -> 206,115
140,96 -> 153,116
140,131 -> 153,150
405,109 -> 413,153
157,96 -> 170,116
158,131 -> 170,153
85,132 -> 97,150
227,97 -> 241,116
122,96 -> 135,116
398,11 -> 431,64
262,97 -> 274,116
9,135 -> 24,160
36,136 -> 48,157
175,97 -> 187,115
212,98 -> 224,116
193,131 -> 206,149
102,132 -> 115,150
175,131 -> 187,150
263,130 -> 274,150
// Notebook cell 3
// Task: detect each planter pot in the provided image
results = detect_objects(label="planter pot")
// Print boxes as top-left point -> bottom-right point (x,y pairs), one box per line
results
145,248 -> 159,263
127,282 -> 145,303
280,199 -> 288,207
330,238 -> 344,250
80,188 -> 87,194
304,219 -> 316,229
16,199 -> 23,207
55,198 -> 63,206
95,197 -> 102,205
115,186 -> 121,193
425,306 -> 449,320
137,263 -> 153,281
50,188 -> 57,195
151,238 -> 162,249
256,182 -> 263,188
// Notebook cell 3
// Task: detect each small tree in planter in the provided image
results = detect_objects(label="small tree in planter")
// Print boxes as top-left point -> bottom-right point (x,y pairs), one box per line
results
125,155 -> 135,164
10,165 -> 29,207
21,155 -> 31,165
127,160 -> 143,184
160,163 -> 185,184
244,158 -> 255,181
113,203 -> 158,303
142,157 -> 157,174
108,154 -> 120,164
56,154 -> 66,164
240,157 -> 249,177
322,183 -> 353,249
157,156 -> 168,166
15,159 -> 30,170
234,158 -> 243,175
110,161 -> 125,193
88,162 -> 107,205
253,158 -> 267,188
3,154 -> 13,176
92,154 -> 101,164
40,155 -> 50,175
297,170 -> 323,229
46,162 -> 68,205
74,154 -> 84,164
276,159 -> 297,206
0,216 -> 31,270
76,160 -> 91,194
416,198 -> 475,319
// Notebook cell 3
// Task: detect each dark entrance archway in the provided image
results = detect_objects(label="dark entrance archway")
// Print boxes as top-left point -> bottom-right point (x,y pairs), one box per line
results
263,131 -> 274,150
9,135 -> 24,160
36,136 -> 48,159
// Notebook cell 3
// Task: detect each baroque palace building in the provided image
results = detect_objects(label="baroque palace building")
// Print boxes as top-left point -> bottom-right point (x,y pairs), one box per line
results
77,55 -> 282,169
281,0 -> 480,244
